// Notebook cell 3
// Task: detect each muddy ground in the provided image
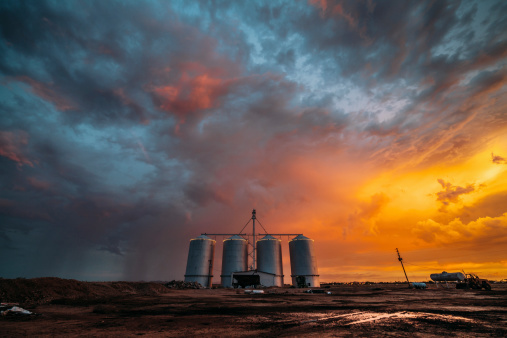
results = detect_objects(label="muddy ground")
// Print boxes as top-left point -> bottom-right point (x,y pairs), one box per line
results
1,279 -> 506,337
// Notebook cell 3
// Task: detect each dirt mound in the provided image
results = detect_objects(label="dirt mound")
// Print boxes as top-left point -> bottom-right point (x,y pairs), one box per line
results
0,278 -> 170,306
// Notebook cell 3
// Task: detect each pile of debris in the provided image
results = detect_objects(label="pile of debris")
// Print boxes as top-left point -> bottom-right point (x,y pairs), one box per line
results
1,303 -> 36,317
164,280 -> 203,289
0,278 -> 174,306
304,289 -> 332,294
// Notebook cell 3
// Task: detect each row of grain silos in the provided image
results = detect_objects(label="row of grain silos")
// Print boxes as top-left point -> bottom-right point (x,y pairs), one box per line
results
184,234 -> 319,288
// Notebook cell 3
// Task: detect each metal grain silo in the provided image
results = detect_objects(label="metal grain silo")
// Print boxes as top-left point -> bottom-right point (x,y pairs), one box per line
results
289,235 -> 320,287
221,235 -> 248,287
184,235 -> 215,287
256,235 -> 284,287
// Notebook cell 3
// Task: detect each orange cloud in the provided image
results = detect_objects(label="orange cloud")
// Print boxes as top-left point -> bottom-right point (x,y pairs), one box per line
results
309,0 -> 328,14
17,76 -> 76,111
309,0 -> 356,26
330,2 -> 357,29
348,193 -> 389,236
308,0 -> 370,40
412,213 -> 507,246
492,153 -> 507,164
27,177 -> 51,190
152,71 -> 230,118
436,179 -> 475,210
0,131 -> 34,167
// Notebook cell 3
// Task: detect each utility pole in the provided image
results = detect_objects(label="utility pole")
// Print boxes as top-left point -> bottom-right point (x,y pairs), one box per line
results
396,248 -> 412,288
252,209 -> 256,271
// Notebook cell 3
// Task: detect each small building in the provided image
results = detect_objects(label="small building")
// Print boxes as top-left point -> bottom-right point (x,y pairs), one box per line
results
232,270 -> 278,288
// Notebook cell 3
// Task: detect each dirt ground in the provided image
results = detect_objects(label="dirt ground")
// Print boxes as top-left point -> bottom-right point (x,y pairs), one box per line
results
1,279 -> 507,337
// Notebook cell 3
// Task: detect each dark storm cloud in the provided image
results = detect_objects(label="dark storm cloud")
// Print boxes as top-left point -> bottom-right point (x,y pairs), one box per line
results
160,71 -> 348,209
0,128 -> 193,278
0,1 -> 150,125
1,0 -> 506,281
302,0 -> 507,86
185,0 -> 507,171
0,0 -> 335,279
0,0 -> 246,128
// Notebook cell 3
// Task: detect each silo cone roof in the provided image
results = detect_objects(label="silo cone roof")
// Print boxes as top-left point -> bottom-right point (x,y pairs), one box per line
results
259,234 -> 279,241
290,234 -> 312,241
225,235 -> 246,241
192,234 -> 214,241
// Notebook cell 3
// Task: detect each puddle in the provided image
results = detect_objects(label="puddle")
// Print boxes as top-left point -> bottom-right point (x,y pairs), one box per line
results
284,310 -> 480,326
239,309 -> 483,328
343,311 -> 476,325
439,306 -> 507,312
301,312 -> 367,324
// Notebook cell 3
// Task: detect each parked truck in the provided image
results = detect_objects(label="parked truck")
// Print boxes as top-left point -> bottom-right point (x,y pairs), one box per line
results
430,271 -> 492,290
456,273 -> 491,290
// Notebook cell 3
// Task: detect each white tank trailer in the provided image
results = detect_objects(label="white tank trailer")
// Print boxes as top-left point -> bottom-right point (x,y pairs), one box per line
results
430,271 -> 466,282
221,235 -> 248,287
289,234 -> 320,287
184,235 -> 215,287
256,235 -> 284,287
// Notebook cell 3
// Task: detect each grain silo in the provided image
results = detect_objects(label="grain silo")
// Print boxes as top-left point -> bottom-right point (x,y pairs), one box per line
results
289,234 -> 320,287
184,235 -> 215,287
256,235 -> 284,287
221,235 -> 248,287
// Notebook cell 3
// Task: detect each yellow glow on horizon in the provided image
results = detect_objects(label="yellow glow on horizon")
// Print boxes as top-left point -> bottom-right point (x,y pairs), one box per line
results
266,130 -> 507,282
356,136 -> 507,216
310,132 -> 507,282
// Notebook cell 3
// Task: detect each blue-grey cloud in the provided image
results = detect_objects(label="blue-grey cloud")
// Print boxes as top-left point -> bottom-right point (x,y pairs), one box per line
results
0,0 -> 506,281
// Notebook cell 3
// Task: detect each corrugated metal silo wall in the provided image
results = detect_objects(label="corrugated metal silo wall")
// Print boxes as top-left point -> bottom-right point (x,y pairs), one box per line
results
289,238 -> 320,287
256,238 -> 284,287
221,238 -> 248,287
184,237 -> 215,287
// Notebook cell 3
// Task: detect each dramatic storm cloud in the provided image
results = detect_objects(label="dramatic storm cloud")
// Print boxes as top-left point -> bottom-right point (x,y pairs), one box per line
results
1,0 -> 507,282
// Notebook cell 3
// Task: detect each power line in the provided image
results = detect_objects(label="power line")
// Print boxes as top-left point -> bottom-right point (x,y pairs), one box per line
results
404,248 -> 507,261
348,248 -> 507,263
404,262 -> 452,271
256,218 -> 268,234
238,217 -> 252,234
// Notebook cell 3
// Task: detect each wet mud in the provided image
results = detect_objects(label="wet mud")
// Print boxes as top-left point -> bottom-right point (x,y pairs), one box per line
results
2,282 -> 506,337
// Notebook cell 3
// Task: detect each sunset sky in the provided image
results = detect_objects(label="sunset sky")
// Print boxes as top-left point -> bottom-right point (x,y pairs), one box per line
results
1,0 -> 506,283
